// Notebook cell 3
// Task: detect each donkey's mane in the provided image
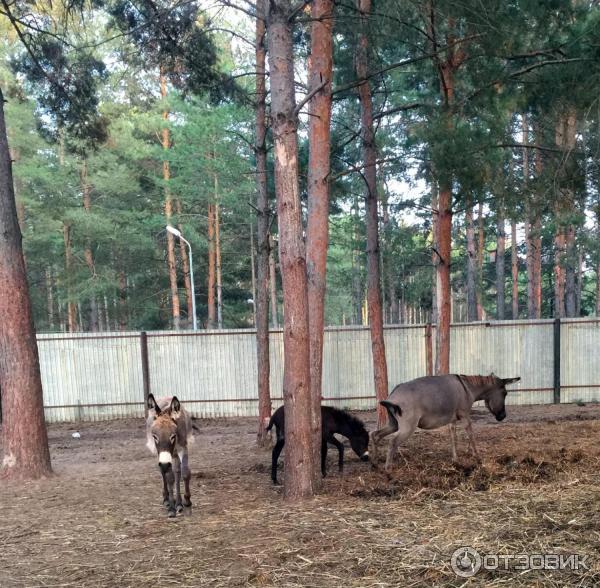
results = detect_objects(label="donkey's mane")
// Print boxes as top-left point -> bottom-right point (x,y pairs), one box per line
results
326,405 -> 368,434
459,374 -> 497,389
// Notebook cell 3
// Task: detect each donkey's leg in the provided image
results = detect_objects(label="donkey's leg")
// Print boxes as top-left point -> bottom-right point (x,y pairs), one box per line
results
449,423 -> 458,462
164,468 -> 176,517
173,454 -> 183,514
464,420 -> 481,462
271,438 -> 285,485
180,450 -> 192,507
321,439 -> 328,477
370,408 -> 400,463
327,435 -> 345,473
385,421 -> 417,471
161,468 -> 170,506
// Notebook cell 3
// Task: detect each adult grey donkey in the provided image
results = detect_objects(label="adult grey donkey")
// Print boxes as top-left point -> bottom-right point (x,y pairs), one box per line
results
370,374 -> 520,469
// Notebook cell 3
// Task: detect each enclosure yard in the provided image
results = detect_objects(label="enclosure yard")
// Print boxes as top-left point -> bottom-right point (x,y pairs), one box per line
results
1,404 -> 599,587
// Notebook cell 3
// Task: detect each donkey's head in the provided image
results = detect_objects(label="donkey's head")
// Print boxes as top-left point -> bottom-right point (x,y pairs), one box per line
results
483,375 -> 520,421
348,418 -> 370,461
147,394 -> 181,473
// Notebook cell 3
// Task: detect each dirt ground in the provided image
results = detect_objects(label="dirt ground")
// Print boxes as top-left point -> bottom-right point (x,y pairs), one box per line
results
1,403 -> 599,587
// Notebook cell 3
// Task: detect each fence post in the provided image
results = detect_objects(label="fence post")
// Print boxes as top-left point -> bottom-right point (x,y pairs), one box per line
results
140,331 -> 150,416
553,318 -> 561,404
425,323 -> 433,376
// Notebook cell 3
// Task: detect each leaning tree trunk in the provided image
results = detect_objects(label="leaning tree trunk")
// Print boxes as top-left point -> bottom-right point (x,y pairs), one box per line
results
496,198 -> 505,320
267,0 -> 314,500
305,0 -> 334,484
0,88 -> 52,479
160,71 -> 181,330
254,0 -> 272,447
465,197 -> 478,321
356,0 -> 388,426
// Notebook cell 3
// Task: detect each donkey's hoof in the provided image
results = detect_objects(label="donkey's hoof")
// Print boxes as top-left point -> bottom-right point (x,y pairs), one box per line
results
183,498 -> 192,508
176,503 -> 184,514
163,498 -> 170,507
167,509 -> 177,518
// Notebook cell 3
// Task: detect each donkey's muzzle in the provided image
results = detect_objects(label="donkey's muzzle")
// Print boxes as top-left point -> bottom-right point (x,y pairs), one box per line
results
159,462 -> 172,474
495,411 -> 506,422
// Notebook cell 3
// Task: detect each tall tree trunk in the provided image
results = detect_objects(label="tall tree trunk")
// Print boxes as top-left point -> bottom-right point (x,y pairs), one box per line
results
266,0 -> 314,500
496,199 -> 505,319
382,186 -> 397,323
269,234 -> 279,328
465,197 -> 478,321
305,0 -> 334,484
476,201 -> 484,319
575,251 -> 583,317
160,71 -> 181,330
0,88 -> 52,479
63,222 -> 77,332
250,223 -> 257,326
254,0 -> 272,447
523,114 -> 536,319
207,202 -> 217,328
356,0 -> 388,426
511,220 -> 519,319
81,158 -> 98,332
175,199 -> 193,328
215,195 -> 223,329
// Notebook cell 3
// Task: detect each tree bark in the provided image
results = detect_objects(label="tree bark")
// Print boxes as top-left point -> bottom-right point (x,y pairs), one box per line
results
356,0 -> 388,426
352,197 -> 362,324
563,111 -> 578,318
496,199 -> 505,319
207,202 -> 217,329
431,179 -> 438,326
269,234 -> 279,328
254,0 -> 272,448
305,0 -> 334,484
465,197 -> 478,321
160,71 -> 181,330
0,87 -> 52,479
266,0 -> 314,500
511,220 -> 519,319
435,185 -> 452,373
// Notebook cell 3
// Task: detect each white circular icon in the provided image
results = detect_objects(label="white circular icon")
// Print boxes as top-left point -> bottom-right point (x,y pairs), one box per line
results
451,546 -> 482,578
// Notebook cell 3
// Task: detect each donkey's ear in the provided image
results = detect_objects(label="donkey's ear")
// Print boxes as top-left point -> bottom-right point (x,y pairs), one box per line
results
148,394 -> 160,415
170,396 -> 181,419
503,377 -> 520,386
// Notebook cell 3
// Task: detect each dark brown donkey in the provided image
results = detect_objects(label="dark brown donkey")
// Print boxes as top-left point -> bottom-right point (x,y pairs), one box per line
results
371,374 -> 520,469
267,405 -> 370,484
146,394 -> 193,517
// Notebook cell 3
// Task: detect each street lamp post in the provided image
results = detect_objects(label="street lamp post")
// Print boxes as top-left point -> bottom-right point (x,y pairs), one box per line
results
166,225 -> 197,331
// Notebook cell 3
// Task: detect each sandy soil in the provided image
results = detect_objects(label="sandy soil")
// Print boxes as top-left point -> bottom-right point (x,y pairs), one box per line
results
0,403 -> 599,587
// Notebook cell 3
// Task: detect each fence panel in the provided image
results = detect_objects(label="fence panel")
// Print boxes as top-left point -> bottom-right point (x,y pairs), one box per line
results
561,319 -> 600,403
37,332 -> 143,422
449,320 -> 554,405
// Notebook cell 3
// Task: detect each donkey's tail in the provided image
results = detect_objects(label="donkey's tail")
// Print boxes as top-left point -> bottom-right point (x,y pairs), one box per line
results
380,400 -> 402,417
